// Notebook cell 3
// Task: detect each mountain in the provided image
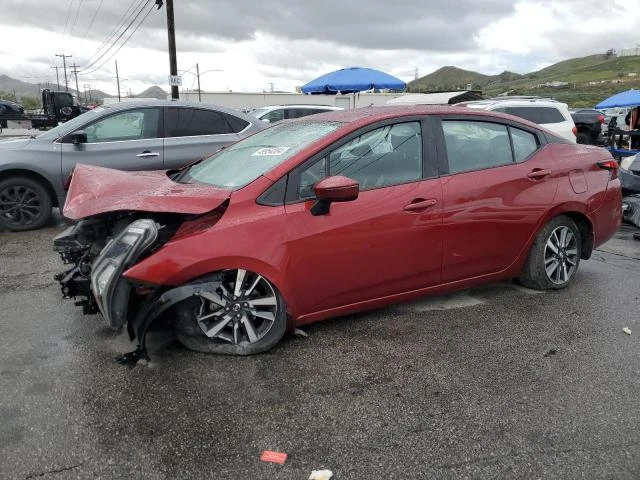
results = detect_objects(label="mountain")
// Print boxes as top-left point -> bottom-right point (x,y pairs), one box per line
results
408,66 -> 490,91
137,85 -> 168,99
409,52 -> 640,107
0,74 -> 110,104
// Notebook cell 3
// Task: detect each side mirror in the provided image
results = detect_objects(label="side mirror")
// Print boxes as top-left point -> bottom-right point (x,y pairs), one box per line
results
70,130 -> 87,145
261,118 -> 271,124
311,175 -> 359,216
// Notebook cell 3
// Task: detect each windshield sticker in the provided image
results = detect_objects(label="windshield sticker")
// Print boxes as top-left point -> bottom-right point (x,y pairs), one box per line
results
251,146 -> 291,156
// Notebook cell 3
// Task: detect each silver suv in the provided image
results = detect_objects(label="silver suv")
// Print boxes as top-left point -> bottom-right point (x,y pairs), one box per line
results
0,100 -> 264,231
460,97 -> 577,143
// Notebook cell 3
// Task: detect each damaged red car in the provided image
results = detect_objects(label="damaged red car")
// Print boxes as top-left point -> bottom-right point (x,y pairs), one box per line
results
54,106 -> 622,359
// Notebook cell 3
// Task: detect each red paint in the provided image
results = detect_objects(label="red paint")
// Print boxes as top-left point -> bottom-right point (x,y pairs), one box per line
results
63,164 -> 230,220
68,107 -> 621,328
260,451 -> 288,464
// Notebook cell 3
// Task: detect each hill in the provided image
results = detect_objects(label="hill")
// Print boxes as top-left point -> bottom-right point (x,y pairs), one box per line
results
0,74 -> 110,105
137,85 -> 168,99
409,53 -> 640,107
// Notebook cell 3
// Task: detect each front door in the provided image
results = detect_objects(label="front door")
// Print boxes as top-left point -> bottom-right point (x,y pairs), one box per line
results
60,107 -> 164,185
283,120 -> 443,316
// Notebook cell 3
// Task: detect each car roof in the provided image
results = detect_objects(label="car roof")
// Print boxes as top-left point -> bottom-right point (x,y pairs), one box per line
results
96,100 -> 256,120
307,105 -> 540,126
462,99 -> 566,109
255,104 -> 342,110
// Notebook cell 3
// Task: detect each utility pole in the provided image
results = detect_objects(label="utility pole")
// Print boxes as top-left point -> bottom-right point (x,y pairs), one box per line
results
115,60 -> 121,102
55,53 -> 72,91
71,64 -> 81,99
164,0 -> 179,99
268,82 -> 274,93
196,63 -> 201,102
51,66 -> 61,91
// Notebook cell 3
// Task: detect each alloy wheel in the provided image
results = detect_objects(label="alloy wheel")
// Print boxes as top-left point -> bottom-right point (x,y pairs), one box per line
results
544,225 -> 578,285
0,184 -> 43,228
195,269 -> 278,345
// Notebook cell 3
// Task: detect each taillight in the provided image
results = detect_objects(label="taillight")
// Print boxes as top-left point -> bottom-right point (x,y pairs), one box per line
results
572,126 -> 577,137
598,159 -> 619,180
598,114 -> 605,124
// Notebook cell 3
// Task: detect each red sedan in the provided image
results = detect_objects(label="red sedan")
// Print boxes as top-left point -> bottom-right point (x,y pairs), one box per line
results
54,106 -> 622,358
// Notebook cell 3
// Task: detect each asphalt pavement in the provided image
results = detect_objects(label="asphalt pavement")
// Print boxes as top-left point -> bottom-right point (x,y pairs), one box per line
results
1,220 -> 639,479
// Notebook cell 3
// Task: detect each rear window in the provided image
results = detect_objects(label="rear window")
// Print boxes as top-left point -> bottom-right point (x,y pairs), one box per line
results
495,106 -> 566,124
165,107 -> 231,137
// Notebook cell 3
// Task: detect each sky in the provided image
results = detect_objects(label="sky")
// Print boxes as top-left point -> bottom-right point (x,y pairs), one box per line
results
1,0 -> 639,97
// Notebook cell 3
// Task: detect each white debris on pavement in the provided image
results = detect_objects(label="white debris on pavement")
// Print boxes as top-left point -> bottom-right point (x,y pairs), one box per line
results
309,469 -> 334,480
623,327 -> 632,335
294,328 -> 309,337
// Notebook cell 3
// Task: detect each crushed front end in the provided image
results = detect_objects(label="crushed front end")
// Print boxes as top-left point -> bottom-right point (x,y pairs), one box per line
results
54,215 -> 181,361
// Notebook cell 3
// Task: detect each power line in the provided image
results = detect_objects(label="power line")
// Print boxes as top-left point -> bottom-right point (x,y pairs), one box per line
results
82,0 -> 105,40
68,0 -> 85,39
83,0 -> 144,65
79,0 -> 151,74
59,0 -> 75,49
80,1 -> 155,76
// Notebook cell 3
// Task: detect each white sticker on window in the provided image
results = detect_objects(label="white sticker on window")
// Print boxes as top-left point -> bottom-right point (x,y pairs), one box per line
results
251,146 -> 291,156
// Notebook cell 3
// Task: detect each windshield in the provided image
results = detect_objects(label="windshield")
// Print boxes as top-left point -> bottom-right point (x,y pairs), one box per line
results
35,106 -> 106,140
180,121 -> 342,189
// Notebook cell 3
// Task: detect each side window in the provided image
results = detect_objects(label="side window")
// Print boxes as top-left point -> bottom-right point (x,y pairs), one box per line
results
510,128 -> 539,162
164,107 -> 230,137
85,108 -> 160,143
223,113 -> 249,133
442,121 -> 513,173
500,106 -> 565,124
296,122 -> 423,199
299,157 -> 327,199
262,109 -> 284,123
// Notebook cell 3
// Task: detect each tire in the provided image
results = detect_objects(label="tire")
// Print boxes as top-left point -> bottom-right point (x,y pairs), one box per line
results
175,269 -> 287,355
519,216 -> 582,290
0,176 -> 52,231
576,131 -> 589,144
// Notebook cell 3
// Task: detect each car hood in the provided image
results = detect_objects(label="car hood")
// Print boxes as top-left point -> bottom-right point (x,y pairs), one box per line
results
63,164 -> 231,220
0,137 -> 33,149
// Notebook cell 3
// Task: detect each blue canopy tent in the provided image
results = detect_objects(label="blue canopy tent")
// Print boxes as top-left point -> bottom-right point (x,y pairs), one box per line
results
301,67 -> 406,94
596,89 -> 640,109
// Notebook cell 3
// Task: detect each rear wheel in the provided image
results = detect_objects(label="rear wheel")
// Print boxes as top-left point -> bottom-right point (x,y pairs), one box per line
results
576,131 -> 589,144
175,269 -> 287,355
0,176 -> 52,231
519,216 -> 582,290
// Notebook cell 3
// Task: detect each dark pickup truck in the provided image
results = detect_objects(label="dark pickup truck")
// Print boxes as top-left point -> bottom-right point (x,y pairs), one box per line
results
569,108 -> 605,145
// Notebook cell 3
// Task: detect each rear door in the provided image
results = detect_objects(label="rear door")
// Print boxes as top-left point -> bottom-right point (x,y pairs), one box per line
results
283,119 -> 443,315
435,116 -> 559,282
162,106 -> 248,169
59,107 -> 164,183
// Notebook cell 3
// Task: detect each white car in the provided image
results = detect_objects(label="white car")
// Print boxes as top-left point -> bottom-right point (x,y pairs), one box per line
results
250,105 -> 343,123
460,97 -> 577,143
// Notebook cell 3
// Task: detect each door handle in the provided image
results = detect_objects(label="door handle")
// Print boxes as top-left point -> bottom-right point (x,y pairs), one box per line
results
404,198 -> 438,211
527,168 -> 552,179
136,151 -> 160,158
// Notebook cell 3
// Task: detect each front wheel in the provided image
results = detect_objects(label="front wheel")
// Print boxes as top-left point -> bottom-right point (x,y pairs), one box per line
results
175,269 -> 287,355
519,216 -> 582,290
0,176 -> 52,231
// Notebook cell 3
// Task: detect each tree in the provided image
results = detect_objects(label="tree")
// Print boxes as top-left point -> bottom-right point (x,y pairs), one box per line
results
20,96 -> 39,110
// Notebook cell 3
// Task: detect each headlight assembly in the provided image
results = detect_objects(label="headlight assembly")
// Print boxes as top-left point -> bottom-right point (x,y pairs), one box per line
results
90,219 -> 159,328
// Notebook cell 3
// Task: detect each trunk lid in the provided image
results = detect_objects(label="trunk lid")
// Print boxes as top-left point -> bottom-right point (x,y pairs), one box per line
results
63,164 -> 231,220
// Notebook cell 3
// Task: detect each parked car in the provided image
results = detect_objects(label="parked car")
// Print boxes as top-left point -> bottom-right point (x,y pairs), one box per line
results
54,106 -> 622,359
0,99 -> 25,128
618,153 -> 640,193
0,100 -> 264,231
569,108 -> 605,144
460,97 -> 577,142
250,104 -> 342,123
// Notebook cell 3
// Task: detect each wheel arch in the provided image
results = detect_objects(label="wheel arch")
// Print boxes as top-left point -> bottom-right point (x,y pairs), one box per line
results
0,167 -> 59,207
539,205 -> 594,260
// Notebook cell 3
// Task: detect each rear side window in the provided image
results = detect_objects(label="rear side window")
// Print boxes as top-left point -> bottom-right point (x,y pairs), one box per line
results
164,107 -> 231,137
510,128 -> 539,162
442,121 -> 513,173
223,113 -> 250,133
496,106 -> 566,124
